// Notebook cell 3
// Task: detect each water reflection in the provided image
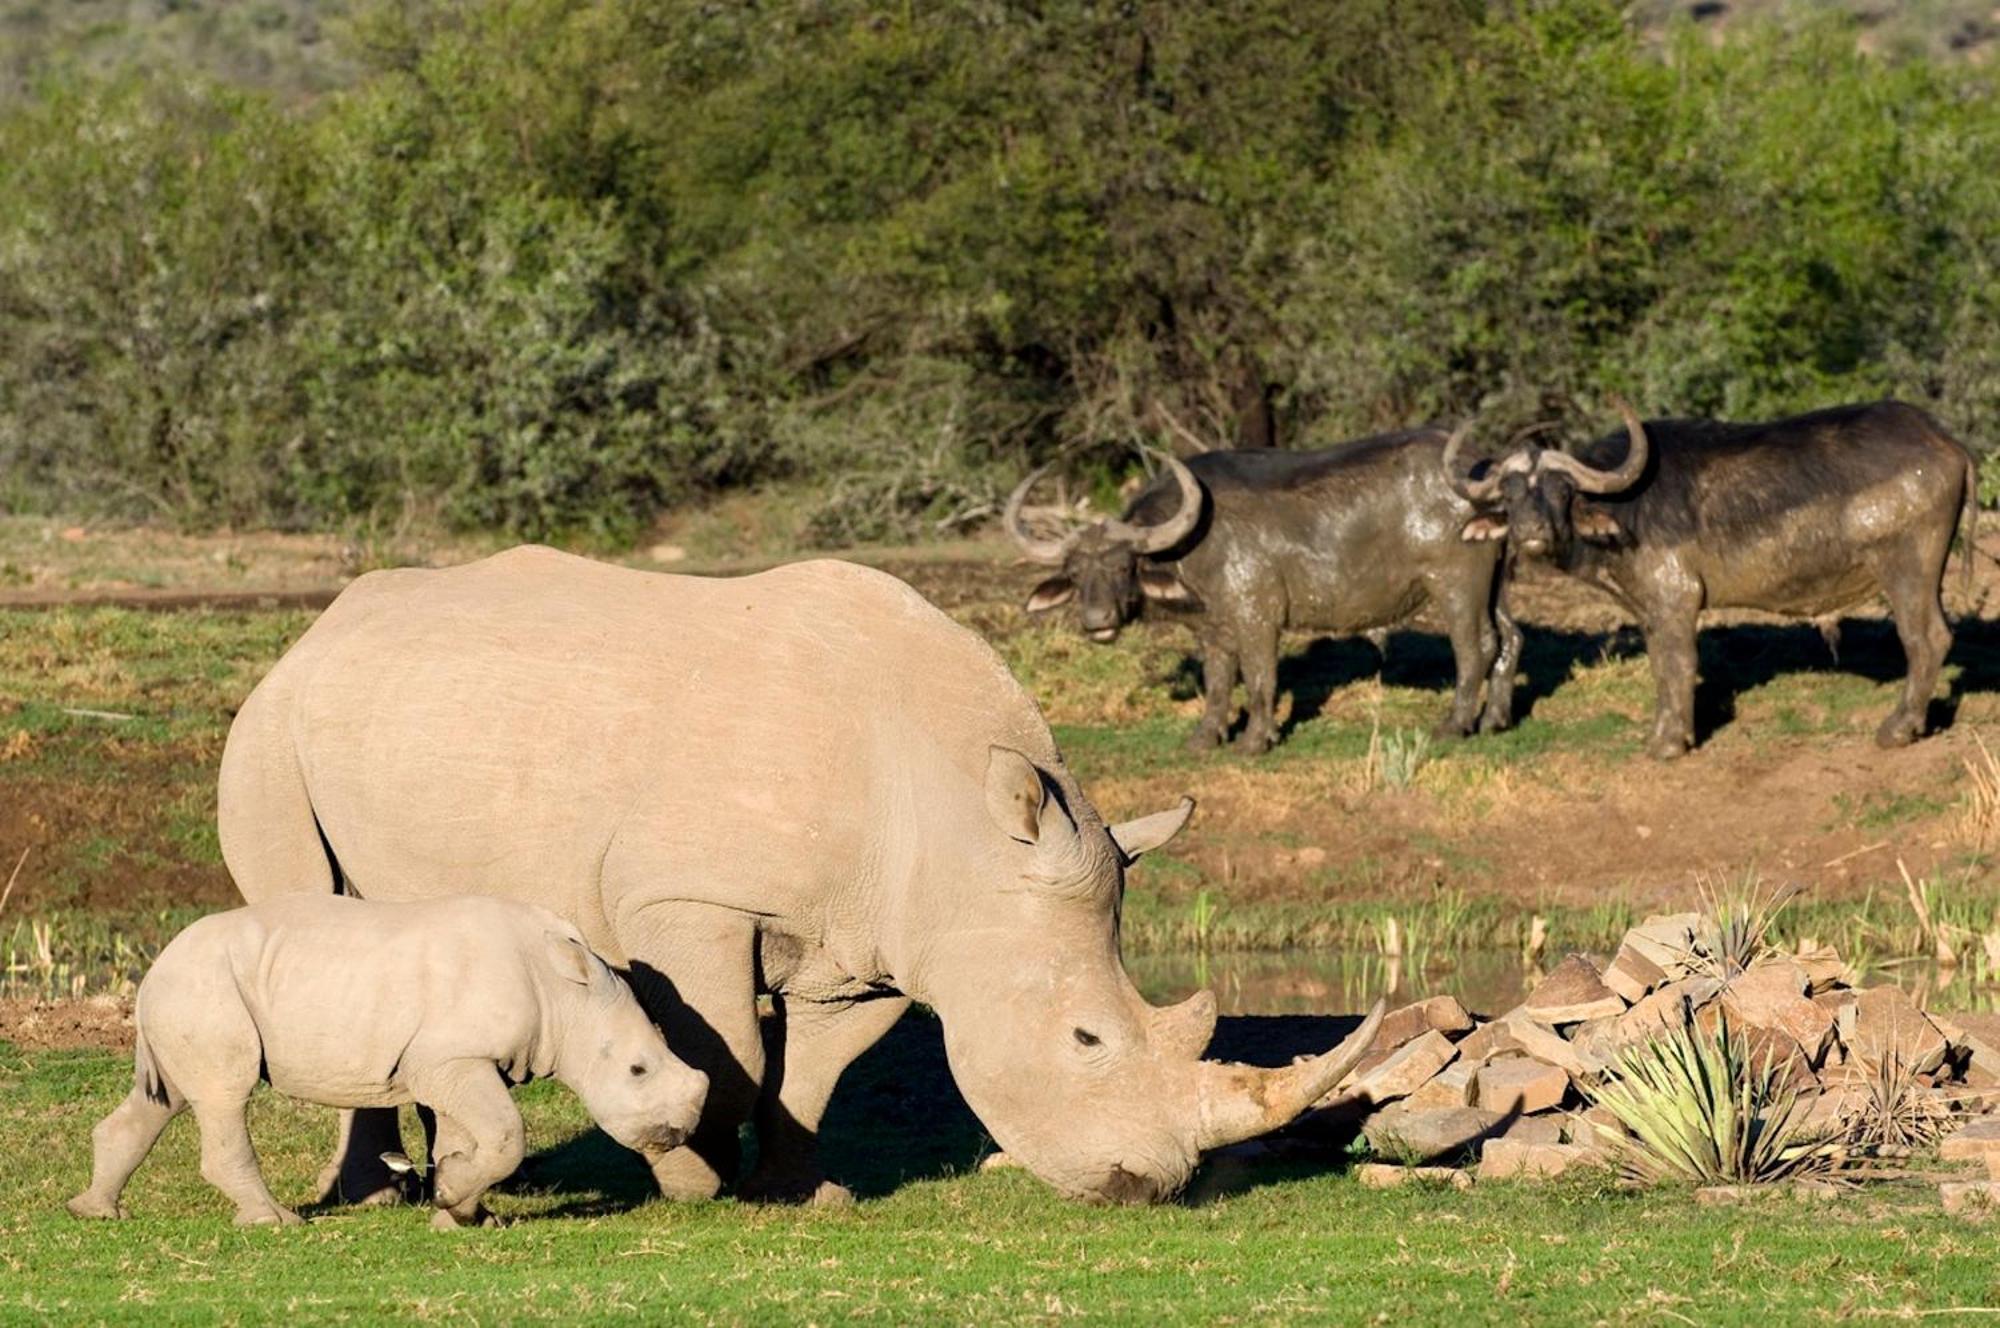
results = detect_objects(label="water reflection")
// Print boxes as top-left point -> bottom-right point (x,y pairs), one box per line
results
1127,949 -> 2000,1017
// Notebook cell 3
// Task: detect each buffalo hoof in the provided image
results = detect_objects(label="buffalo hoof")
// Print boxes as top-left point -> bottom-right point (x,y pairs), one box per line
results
1184,726 -> 1225,753
1477,709 -> 1513,736
1429,717 -> 1473,743
1645,734 -> 1690,761
65,1193 -> 124,1221
1875,715 -> 1921,748
738,1168 -> 852,1207
1230,730 -> 1276,757
235,1205 -> 305,1228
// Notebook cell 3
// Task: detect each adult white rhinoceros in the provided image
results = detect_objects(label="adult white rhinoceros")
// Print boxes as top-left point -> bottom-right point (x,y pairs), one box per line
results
217,546 -> 1380,1205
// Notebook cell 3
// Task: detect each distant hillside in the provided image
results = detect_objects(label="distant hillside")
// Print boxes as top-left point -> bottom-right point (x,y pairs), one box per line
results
0,1 -> 354,102
1633,0 -> 1999,61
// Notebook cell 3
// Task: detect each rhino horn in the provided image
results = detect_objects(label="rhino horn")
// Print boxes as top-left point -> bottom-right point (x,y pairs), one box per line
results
1149,989 -> 1218,1061
1190,999 -> 1385,1151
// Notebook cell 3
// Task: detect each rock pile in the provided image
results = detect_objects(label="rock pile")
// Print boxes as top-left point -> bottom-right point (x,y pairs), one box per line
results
1317,912 -> 2000,1191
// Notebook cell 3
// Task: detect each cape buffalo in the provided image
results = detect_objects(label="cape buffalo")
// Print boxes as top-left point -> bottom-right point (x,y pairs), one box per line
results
1444,399 -> 1977,758
1007,434 -> 1521,753
217,548 -> 1384,1206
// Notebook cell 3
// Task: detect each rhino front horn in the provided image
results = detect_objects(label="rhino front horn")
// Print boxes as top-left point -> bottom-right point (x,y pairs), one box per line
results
1191,999 -> 1386,1151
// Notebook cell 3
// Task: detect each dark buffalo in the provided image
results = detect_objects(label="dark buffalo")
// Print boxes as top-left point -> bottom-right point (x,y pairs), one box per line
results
1007,432 -> 1520,753
1444,399 -> 1977,758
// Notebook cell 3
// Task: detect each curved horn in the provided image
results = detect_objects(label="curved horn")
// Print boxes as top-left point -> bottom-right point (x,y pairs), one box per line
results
1003,465 -> 1079,564
1104,454 -> 1203,554
1441,421 -> 1502,505
1535,396 -> 1650,494
1192,999 -> 1386,1151
1149,989 -> 1218,1062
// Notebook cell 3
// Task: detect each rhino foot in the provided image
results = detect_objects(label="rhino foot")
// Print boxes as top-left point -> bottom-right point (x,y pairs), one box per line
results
430,1205 -> 500,1232
65,1192 -> 125,1220
234,1205 -> 304,1228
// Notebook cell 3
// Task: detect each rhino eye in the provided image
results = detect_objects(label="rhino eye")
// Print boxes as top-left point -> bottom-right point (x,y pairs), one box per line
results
1072,1028 -> 1101,1048
629,1063 -> 647,1078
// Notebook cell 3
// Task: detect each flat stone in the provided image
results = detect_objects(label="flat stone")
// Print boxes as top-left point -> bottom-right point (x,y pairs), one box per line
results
1362,1106 -> 1506,1164
1355,1162 -> 1471,1191
1456,1020 -> 1526,1063
1568,1015 -> 1623,1068
1851,986 -> 1949,1075
1794,1088 -> 1867,1139
1933,1011 -> 2000,1079
1571,1104 -> 1628,1148
1476,1139 -> 1589,1181
1720,979 -> 1836,1066
1374,996 -> 1475,1050
1501,1009 -> 1602,1076
1347,1029 -> 1458,1104
1406,1059 -> 1479,1110
1695,1185 -> 1759,1206
1602,944 -> 1668,1004
1792,945 -> 1852,994
1522,954 -> 1627,1025
1622,913 -> 1701,976
1499,1114 -> 1565,1145
1478,1058 -> 1571,1115
1939,1119 -> 2000,1162
1607,977 -> 1724,1054
1940,1180 -> 2000,1217
1793,1177 -> 1844,1202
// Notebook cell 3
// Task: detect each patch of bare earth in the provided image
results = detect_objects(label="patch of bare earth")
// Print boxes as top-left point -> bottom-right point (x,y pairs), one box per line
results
0,996 -> 133,1051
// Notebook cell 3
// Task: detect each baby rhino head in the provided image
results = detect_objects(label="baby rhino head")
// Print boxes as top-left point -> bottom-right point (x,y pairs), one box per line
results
544,932 -> 708,1155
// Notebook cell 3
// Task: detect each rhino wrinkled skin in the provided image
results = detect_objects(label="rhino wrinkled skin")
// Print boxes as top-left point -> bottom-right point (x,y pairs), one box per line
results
66,893 -> 707,1229
215,547 -> 1381,1205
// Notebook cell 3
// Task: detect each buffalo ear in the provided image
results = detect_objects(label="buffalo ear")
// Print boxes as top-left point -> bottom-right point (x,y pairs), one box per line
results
1108,797 -> 1195,863
1460,515 -> 1509,543
1024,576 -> 1075,614
1574,504 -> 1622,543
547,932 -> 597,987
1137,567 -> 1201,608
985,745 -> 1049,844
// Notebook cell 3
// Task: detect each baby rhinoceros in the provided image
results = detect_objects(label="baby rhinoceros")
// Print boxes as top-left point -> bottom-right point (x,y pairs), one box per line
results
66,894 -> 708,1230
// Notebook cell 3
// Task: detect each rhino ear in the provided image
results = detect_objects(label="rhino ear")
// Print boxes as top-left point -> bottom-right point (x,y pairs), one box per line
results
986,746 -> 1049,844
1108,797 -> 1194,863
547,932 -> 597,987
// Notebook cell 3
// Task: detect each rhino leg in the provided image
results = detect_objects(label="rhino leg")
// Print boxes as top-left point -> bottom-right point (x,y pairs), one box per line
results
412,1062 -> 523,1230
68,1078 -> 185,1220
622,904 -> 766,1201
194,1099 -> 301,1226
742,993 -> 911,1205
317,1108 -> 413,1207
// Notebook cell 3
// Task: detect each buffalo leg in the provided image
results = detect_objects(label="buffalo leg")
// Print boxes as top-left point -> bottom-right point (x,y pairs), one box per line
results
1641,612 -> 1700,759
620,903 -> 765,1200
1480,590 -> 1522,734
316,1108 -> 411,1206
1431,578 -> 1493,739
409,1061 -> 524,1230
1188,635 -> 1239,751
1232,628 -> 1282,754
1872,543 -> 1953,747
742,993 -> 912,1205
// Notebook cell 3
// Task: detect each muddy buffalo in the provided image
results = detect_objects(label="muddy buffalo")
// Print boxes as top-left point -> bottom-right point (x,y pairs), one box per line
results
217,548 -> 1383,1206
1007,434 -> 1520,753
1444,399 -> 1977,758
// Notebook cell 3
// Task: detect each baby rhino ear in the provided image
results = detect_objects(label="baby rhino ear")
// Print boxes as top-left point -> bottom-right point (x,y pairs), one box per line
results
546,932 -> 598,987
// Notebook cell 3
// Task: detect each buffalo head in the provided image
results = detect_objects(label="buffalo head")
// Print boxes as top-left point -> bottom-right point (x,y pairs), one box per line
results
1443,401 -> 1650,560
1005,457 -> 1204,641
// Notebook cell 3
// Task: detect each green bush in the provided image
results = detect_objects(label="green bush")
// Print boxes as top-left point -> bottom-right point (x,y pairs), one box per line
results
0,1 -> 1995,539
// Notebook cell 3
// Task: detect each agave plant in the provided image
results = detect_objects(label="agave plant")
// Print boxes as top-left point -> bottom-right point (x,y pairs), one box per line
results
1586,1004 -> 1841,1186
1692,874 -> 1801,979
1850,1050 -> 1959,1153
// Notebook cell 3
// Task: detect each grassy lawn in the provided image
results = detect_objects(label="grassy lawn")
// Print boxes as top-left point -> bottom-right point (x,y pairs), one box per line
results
7,1039 -> 2000,1324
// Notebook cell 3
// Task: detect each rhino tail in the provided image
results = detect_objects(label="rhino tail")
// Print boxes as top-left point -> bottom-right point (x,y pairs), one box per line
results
134,1029 -> 171,1108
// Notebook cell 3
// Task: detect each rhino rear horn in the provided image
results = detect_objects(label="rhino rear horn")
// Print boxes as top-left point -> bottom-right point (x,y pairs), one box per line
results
1192,999 -> 1386,1151
1149,989 -> 1218,1061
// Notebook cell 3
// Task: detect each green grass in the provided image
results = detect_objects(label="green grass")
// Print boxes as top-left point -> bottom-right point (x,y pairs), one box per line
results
7,1041 -> 2000,1323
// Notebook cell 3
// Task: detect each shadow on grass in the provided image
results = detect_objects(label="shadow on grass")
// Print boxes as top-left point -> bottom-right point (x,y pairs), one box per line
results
1175,610 -> 2000,752
512,1008 -> 1384,1210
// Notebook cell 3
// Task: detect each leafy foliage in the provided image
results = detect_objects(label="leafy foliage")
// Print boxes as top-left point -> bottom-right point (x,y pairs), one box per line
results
1,2 -> 1997,539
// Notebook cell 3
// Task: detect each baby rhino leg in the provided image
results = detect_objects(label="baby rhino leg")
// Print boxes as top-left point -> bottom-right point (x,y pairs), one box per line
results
195,1099 -> 302,1227
409,1061 -> 523,1231
67,1045 -> 185,1220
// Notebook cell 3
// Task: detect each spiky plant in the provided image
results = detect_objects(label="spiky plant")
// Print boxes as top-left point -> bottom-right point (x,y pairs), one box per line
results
1693,874 -> 1801,979
1850,1051 -> 1958,1153
1586,1005 -> 1840,1186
